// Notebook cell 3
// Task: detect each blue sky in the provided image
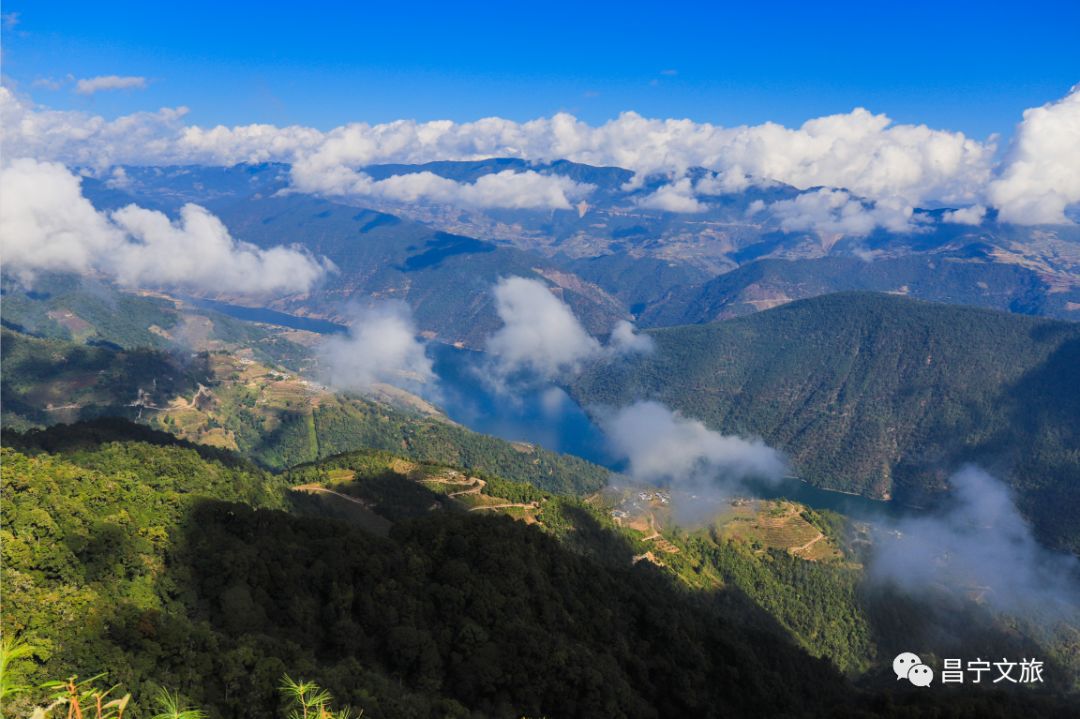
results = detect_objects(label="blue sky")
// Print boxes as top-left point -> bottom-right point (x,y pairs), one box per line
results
2,0 -> 1078,138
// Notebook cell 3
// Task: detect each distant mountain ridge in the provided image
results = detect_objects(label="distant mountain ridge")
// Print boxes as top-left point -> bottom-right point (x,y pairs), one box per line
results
81,161 -> 1080,331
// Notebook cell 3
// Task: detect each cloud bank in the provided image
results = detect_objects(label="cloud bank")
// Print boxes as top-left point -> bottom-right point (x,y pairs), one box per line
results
0,158 -> 329,293
318,302 -> 435,395
291,167 -> 594,210
3,83 -> 1078,224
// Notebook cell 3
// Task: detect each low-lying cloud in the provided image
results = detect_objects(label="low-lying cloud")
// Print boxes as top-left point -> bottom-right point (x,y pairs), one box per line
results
636,178 -> 705,213
0,158 -> 330,293
291,166 -> 595,210
484,277 -> 652,385
765,188 -> 921,239
485,277 -> 603,380
602,400 -> 787,505
318,302 -> 435,395
941,204 -> 987,225
869,465 -> 1080,621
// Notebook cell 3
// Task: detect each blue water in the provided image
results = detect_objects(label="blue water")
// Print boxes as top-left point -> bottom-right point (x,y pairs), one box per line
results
197,298 -> 906,519
429,343 -> 615,466
189,297 -> 348,335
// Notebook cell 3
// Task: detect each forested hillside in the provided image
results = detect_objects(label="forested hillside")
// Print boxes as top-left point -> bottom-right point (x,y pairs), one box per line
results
572,292 -> 1080,551
0,328 -> 609,495
1,423 -> 845,718
639,253 -> 1080,325
4,421 -> 1073,718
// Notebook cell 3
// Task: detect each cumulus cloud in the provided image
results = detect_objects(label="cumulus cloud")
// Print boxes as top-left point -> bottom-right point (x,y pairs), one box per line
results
693,168 -> 755,195
484,277 -> 650,384
0,86 -> 993,209
485,276 -> 603,380
989,84 -> 1080,224
869,466 -> 1080,621
75,75 -> 148,95
292,167 -> 594,210
602,400 -> 787,501
6,83 -> 1080,224
941,204 -> 987,225
636,178 -> 705,213
318,302 -> 435,394
768,188 -> 920,239
0,158 -> 329,293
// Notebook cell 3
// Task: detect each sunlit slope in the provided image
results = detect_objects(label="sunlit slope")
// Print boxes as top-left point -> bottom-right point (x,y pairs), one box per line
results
1,422 -> 855,718
0,327 -> 608,494
572,292 -> 1080,551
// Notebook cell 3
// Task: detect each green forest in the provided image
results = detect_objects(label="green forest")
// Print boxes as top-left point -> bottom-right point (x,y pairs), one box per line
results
3,420 -> 1075,718
572,292 -> 1080,551
3,287 -> 1079,717
0,327 -> 609,495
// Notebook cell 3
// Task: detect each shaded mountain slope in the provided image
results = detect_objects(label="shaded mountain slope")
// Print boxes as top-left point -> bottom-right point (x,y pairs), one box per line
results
640,253 -> 1080,325
571,292 -> 1080,550
210,193 -> 628,345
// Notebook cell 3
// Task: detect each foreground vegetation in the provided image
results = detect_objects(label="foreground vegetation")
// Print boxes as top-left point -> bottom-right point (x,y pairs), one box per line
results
3,421 -> 1075,718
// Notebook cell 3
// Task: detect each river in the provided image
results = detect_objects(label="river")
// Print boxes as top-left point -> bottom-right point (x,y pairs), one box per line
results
196,298 -> 908,520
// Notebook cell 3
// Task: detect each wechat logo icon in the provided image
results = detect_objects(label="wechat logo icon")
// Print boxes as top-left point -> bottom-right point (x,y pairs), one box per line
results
893,652 -> 933,686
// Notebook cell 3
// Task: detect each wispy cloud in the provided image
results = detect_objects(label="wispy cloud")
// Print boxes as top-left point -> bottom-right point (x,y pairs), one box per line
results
318,302 -> 436,395
601,400 -> 787,523
869,465 -> 1080,622
75,75 -> 148,95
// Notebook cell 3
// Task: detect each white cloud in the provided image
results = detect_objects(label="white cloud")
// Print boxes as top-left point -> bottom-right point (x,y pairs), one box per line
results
1,159 -> 120,279
870,466 -> 1080,619
318,302 -> 435,394
0,158 -> 329,293
484,277 -> 649,383
942,204 -> 987,225
609,319 -> 654,354
1,86 -> 995,210
486,276 -> 603,380
292,167 -> 594,210
602,400 -> 787,488
989,84 -> 1080,224
693,168 -> 754,195
7,84 -> 1080,224
74,75 -> 148,95
636,178 -> 705,213
768,188 -> 919,238
109,203 -> 330,293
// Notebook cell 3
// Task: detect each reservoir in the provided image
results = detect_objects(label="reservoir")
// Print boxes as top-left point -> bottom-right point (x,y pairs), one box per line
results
198,298 -> 907,519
